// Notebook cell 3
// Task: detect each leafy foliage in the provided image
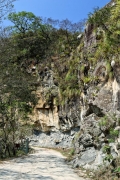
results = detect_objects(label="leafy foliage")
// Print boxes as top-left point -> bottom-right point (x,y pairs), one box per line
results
8,11 -> 41,33
0,26 -> 37,158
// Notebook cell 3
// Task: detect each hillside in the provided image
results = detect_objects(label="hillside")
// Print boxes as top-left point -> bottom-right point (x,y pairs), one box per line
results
0,0 -> 120,179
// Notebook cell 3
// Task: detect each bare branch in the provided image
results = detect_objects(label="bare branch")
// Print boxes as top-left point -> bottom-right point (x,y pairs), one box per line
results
0,0 -> 15,22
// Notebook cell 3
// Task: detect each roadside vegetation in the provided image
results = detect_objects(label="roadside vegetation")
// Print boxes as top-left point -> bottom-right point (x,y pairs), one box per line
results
0,1 -> 120,180
0,1 -> 84,158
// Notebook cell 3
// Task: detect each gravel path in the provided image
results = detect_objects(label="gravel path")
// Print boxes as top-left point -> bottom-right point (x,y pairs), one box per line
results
0,147 -> 86,180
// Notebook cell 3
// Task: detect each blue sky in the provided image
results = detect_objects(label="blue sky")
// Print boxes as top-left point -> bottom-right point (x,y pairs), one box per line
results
3,0 -> 110,25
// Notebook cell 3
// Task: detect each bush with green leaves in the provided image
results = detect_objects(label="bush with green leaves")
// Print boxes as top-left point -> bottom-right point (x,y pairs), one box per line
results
110,128 -> 119,138
102,145 -> 111,154
0,94 -> 34,158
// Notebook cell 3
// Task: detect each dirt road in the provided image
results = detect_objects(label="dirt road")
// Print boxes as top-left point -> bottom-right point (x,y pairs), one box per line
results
0,147 -> 86,180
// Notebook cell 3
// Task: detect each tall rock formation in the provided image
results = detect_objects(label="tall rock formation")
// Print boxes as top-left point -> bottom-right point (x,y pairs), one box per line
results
29,0 -> 120,169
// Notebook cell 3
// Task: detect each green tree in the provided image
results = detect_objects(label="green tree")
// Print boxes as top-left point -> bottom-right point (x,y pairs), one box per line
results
7,11 -> 53,64
0,94 -> 33,158
0,27 -> 38,158
8,11 -> 41,34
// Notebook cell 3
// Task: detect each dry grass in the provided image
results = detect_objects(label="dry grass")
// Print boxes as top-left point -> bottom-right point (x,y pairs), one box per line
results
46,147 -> 75,161
91,158 -> 120,180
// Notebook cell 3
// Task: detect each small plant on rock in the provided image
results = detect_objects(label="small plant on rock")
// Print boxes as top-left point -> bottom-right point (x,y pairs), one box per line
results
102,145 -> 111,154
110,128 -> 119,139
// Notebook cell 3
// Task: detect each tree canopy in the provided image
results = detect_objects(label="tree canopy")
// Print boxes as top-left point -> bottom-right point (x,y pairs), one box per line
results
8,11 -> 42,33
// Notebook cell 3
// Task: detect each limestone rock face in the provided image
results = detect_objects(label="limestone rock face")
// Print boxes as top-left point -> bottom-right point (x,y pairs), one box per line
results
30,69 -> 80,132
73,147 -> 97,167
29,55 -> 120,169
29,128 -> 79,148
28,1 -> 120,169
90,62 -> 120,116
84,23 -> 96,48
29,86 -> 60,132
73,61 -> 120,168
81,114 -> 102,137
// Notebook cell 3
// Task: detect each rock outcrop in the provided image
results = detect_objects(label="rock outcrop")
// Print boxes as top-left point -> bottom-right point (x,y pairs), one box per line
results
28,0 -> 120,170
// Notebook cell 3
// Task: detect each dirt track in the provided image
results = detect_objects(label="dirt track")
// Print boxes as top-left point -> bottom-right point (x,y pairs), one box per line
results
0,147 -> 86,180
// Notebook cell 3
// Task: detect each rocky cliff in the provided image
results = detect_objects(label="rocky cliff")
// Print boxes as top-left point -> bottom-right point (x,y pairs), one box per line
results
29,0 -> 120,169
